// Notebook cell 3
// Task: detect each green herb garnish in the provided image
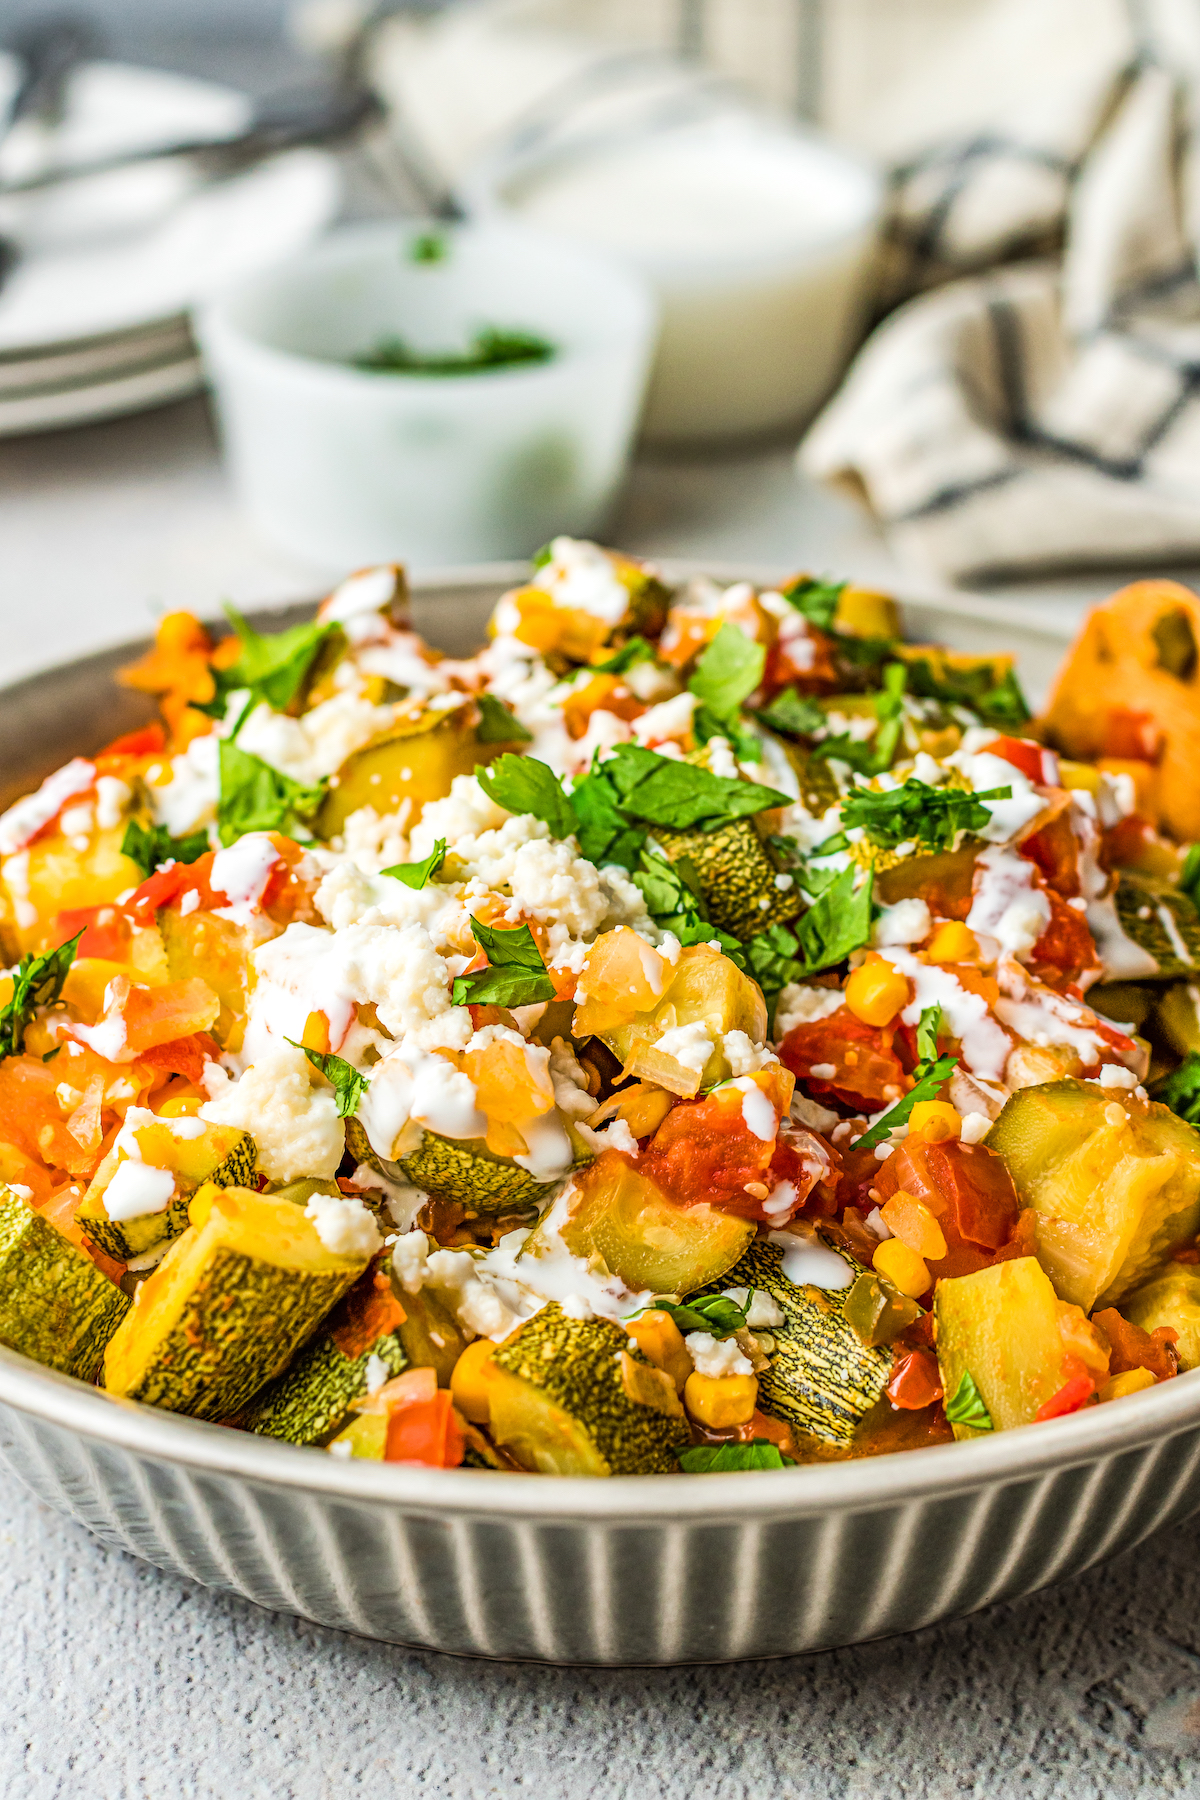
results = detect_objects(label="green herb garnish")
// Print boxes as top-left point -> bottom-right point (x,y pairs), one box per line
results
688,621 -> 766,745
216,740 -> 326,846
902,654 -> 1030,729
915,1003 -> 942,1063
356,327 -> 556,377
944,1369 -> 994,1433
0,931 -> 84,1062
476,754 -> 577,840
631,849 -> 742,962
646,1292 -> 751,1336
781,576 -> 845,632
193,605 -> 338,725
1152,1052 -> 1200,1124
451,919 -> 557,1010
853,1012 -> 958,1152
1180,846 -> 1200,913
475,693 -> 532,744
382,839 -> 446,890
820,779 -> 1011,856
679,1441 -> 789,1472
591,637 -> 656,675
531,543 -> 554,570
120,819 -> 210,879
754,688 -> 826,738
286,1042 -> 368,1118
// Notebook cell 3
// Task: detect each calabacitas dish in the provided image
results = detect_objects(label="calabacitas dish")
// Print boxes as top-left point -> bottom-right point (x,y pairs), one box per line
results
3,546 -> 1200,1487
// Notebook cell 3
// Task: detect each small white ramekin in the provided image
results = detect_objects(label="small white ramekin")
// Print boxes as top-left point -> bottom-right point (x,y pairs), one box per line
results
194,219 -> 659,570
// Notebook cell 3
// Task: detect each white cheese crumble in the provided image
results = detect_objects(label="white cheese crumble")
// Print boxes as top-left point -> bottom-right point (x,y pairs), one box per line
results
653,1021 -> 713,1075
684,1331 -> 753,1377
305,1190 -> 382,1259
773,984 -> 844,1038
200,1043 -> 344,1183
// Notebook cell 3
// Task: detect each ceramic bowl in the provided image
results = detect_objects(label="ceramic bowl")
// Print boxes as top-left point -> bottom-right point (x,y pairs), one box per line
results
194,222 -> 659,572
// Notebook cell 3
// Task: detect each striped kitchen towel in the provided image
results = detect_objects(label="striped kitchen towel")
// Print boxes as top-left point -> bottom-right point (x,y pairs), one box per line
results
801,39 -> 1200,580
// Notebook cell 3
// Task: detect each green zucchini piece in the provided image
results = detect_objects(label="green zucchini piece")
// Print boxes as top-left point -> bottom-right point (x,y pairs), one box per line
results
240,1257 -> 408,1444
344,1114 -> 553,1216
1114,873 -> 1200,978
488,1302 -> 690,1476
78,1116 -> 256,1262
387,1280 -> 467,1386
934,1257 -> 1067,1437
652,817 -> 803,941
1121,1261 -> 1200,1370
1154,983 -> 1200,1057
521,1155 -> 754,1297
986,1078 -> 1200,1308
104,1185 -> 369,1420
597,942 -> 767,1097
0,1185 -> 129,1381
842,1269 -> 924,1347
698,1237 -> 891,1446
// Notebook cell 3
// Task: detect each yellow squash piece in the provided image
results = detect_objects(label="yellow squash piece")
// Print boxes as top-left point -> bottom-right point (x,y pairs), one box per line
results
0,824 -> 142,958
934,1257 -> 1070,1438
1121,1261 -> 1200,1370
103,1185 -> 370,1420
78,1118 -> 255,1261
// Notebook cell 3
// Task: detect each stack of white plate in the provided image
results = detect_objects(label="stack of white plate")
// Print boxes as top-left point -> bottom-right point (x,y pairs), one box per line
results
0,58 -> 341,436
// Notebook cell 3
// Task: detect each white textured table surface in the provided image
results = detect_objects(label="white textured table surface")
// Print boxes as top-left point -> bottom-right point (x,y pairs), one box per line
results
6,393 -> 1200,1799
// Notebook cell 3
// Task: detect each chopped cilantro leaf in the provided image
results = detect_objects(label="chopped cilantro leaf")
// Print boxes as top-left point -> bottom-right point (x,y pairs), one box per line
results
216,740 -> 326,846
590,637 -> 656,675
916,1004 -> 942,1063
476,755 -> 578,840
475,692 -> 532,744
382,839 -> 446,890
793,862 -> 875,977
452,919 -> 557,1009
1181,845 -> 1200,913
195,605 -> 337,723
646,1292 -> 750,1337
530,543 -> 553,570
286,1041 -> 368,1118
632,848 -> 743,962
781,576 -> 845,632
944,1369 -> 994,1433
679,1440 -> 788,1472
0,930 -> 84,1061
121,819 -> 209,879
689,621 -> 766,721
568,763 -> 648,871
755,688 -> 826,738
597,744 -> 789,832
853,1051 -> 958,1152
822,779 -> 1011,855
1152,1053 -> 1200,1125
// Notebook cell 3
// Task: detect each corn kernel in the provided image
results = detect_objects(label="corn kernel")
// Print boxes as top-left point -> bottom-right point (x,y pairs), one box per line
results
873,1237 -> 930,1299
683,1371 -> 759,1428
1057,760 -> 1102,794
1097,1366 -> 1157,1404
624,1310 -> 693,1393
908,1100 -> 961,1143
879,1190 -> 948,1260
926,921 -> 978,964
156,1094 -> 204,1119
844,955 -> 910,1028
450,1339 -> 497,1424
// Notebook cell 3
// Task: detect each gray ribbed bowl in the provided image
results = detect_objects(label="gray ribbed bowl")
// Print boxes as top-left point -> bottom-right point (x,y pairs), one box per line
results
1,565 -> 1191,1666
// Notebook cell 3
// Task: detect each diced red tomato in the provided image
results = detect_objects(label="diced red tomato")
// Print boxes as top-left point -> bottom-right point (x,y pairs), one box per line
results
1034,1372 -> 1096,1422
378,1371 -> 465,1467
1092,1308 -> 1179,1382
1025,889 -> 1102,993
886,1349 -> 944,1411
988,735 -> 1056,785
639,1071 -> 791,1218
94,723 -> 166,771
874,1137 -> 1020,1278
53,905 -> 132,963
1102,709 -> 1163,763
1020,808 -> 1081,897
778,1007 -> 908,1113
136,1031 -> 220,1085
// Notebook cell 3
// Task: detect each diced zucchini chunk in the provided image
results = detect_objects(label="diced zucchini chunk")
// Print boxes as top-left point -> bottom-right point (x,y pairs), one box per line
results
934,1257 -> 1068,1437
576,942 -> 767,1098
487,1302 -> 689,1476
103,1185 -> 370,1419
0,1185 -> 129,1381
652,819 -> 802,942
699,1237 -> 891,1446
1115,874 -> 1200,977
389,1282 -> 467,1386
986,1079 -> 1200,1307
521,1152 -> 753,1296
344,1115 -> 554,1216
240,1258 -> 407,1444
317,699 -> 510,838
1122,1261 -> 1200,1370
78,1118 -> 255,1262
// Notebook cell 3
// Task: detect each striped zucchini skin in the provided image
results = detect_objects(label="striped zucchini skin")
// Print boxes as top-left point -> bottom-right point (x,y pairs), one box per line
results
490,1302 -> 690,1476
654,818 -> 803,941
0,1186 -> 129,1382
240,1263 -> 407,1445
1115,875 -> 1200,977
78,1127 -> 257,1263
104,1189 -> 367,1421
702,1239 -> 891,1446
345,1115 -> 554,1216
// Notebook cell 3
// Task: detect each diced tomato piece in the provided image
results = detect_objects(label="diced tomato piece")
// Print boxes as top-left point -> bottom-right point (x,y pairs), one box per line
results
329,1268 -> 407,1361
1100,814 -> 1156,873
136,1031 -> 220,1085
94,723 -> 166,770
53,906 -> 132,963
1102,709 -> 1163,763
1093,1308 -> 1179,1382
1025,889 -> 1101,993
988,735 -> 1054,785
385,1388 -> 465,1467
886,1349 -> 944,1411
778,1007 -> 908,1112
1020,808 -> 1081,897
1034,1373 -> 1095,1422
874,1137 -> 1019,1277
639,1072 -> 791,1217
768,1121 -> 841,1216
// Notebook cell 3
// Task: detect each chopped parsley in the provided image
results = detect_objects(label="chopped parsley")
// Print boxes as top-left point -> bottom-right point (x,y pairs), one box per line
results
631,849 -> 745,962
286,1042 -> 368,1118
120,819 -> 210,879
530,543 -> 554,570
590,637 -> 656,675
382,839 -> 446,890
451,919 -> 557,1010
647,1292 -> 751,1336
474,692 -> 532,744
754,688 -> 826,739
1152,1053 -> 1200,1125
216,740 -> 326,846
902,653 -> 1030,729
475,755 -> 578,841
780,575 -> 845,632
195,604 -> 338,723
740,863 -> 875,1011
0,930 -> 84,1061
853,1008 -> 957,1152
688,621 -> 766,752
356,327 -> 556,377
409,231 -> 447,264
679,1441 -> 789,1472
944,1369 -> 994,1433
1180,845 -> 1200,913
820,778 -> 1011,856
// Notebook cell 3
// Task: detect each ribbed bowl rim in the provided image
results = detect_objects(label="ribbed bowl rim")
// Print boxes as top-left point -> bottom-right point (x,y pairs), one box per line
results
1,559 -> 1187,1526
